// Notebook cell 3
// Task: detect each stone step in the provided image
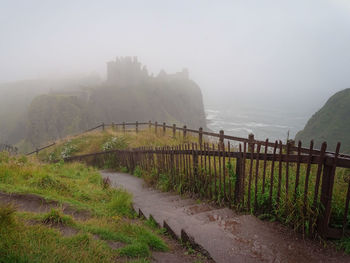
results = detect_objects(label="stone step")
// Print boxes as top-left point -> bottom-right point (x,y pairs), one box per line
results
101,171 -> 350,263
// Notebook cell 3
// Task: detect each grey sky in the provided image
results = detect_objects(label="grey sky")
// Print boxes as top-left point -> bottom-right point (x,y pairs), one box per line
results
1,0 -> 350,112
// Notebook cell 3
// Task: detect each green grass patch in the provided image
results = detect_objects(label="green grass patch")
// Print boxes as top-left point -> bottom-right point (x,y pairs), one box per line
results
42,209 -> 74,226
119,242 -> 150,258
0,152 -> 168,262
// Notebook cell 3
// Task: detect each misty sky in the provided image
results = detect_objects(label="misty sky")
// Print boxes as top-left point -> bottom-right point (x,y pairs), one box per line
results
1,0 -> 350,113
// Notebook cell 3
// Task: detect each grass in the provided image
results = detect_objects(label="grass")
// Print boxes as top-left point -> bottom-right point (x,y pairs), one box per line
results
34,126 -> 350,252
38,127 -> 199,161
144,151 -> 350,251
0,152 -> 168,262
39,127 -> 349,233
60,129 -> 349,252
42,209 -> 74,225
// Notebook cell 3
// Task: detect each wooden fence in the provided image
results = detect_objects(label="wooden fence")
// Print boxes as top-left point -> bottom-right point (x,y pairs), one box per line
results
104,121 -> 350,158
0,143 -> 18,154
64,121 -> 350,239
26,124 -> 104,155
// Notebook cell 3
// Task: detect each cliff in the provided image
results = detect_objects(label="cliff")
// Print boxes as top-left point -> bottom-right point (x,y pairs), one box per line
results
295,88 -> 350,153
15,57 -> 207,151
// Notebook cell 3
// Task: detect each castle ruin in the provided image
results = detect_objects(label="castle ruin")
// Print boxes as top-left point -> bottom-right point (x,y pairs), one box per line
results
106,56 -> 189,86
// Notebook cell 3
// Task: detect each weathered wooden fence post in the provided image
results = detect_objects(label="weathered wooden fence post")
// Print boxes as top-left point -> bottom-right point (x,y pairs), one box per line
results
183,125 -> 187,139
163,122 -> 166,136
130,149 -> 135,172
172,124 -> 176,138
219,130 -> 224,150
248,133 -> 255,152
155,121 -> 158,135
318,162 -> 335,237
122,122 -> 125,134
170,147 -> 175,185
199,127 -> 203,145
317,144 -> 340,238
102,122 -> 105,131
36,148 -> 39,156
136,121 -> 138,133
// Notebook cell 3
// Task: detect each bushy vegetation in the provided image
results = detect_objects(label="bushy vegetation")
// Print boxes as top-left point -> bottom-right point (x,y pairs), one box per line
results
101,136 -> 128,151
0,152 -> 168,262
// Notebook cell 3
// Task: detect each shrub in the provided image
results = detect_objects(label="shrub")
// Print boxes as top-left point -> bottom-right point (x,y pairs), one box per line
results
133,166 -> 142,178
47,151 -> 59,162
102,137 -> 128,151
61,141 -> 78,158
157,173 -> 171,192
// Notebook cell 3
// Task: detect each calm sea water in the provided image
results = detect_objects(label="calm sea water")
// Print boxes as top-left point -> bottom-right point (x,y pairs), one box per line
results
205,105 -> 309,143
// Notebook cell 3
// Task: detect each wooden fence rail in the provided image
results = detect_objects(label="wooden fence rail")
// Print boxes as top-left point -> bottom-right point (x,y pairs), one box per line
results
26,120 -> 350,158
104,121 -> 350,159
65,140 -> 350,239
24,119 -> 350,239
26,124 -> 104,155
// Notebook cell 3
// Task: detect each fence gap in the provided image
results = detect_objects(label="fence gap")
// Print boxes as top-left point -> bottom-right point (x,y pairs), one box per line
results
303,140 -> 314,235
213,143 -> 217,199
218,143 -> 222,201
262,139 -> 269,194
294,141 -> 302,203
269,141 -> 278,209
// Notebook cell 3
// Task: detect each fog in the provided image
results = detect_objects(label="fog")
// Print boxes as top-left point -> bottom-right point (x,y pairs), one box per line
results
1,0 -> 350,115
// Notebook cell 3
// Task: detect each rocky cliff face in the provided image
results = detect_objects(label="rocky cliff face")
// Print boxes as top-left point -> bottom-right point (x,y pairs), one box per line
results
20,57 -> 207,150
295,88 -> 350,153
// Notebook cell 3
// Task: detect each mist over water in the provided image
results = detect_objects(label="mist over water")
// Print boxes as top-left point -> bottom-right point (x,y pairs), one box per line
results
205,104 -> 308,143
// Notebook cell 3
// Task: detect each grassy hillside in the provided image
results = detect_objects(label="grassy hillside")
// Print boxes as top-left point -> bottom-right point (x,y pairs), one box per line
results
295,88 -> 350,153
0,152 -> 171,262
38,128 -> 199,161
21,127 -> 350,254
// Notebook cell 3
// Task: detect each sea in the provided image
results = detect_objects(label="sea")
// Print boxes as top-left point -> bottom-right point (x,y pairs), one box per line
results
205,104 -> 309,143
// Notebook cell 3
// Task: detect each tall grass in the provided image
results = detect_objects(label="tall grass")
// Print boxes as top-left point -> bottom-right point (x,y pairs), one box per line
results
0,152 -> 168,262
38,127 -> 200,161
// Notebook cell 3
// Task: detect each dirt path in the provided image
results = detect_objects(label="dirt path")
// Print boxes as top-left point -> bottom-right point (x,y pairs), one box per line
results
101,171 -> 350,263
